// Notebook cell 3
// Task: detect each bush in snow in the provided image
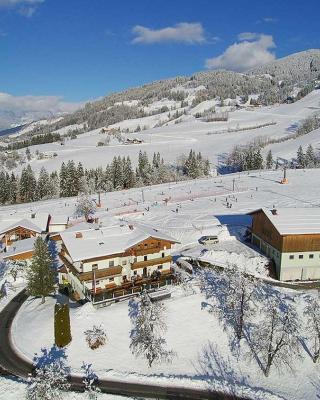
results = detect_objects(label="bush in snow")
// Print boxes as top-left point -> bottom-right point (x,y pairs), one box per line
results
129,291 -> 176,367
84,325 -> 107,350
81,362 -> 101,399
54,303 -> 72,348
26,346 -> 70,400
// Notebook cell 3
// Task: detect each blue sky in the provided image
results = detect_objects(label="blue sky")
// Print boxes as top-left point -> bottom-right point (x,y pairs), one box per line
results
0,0 -> 319,111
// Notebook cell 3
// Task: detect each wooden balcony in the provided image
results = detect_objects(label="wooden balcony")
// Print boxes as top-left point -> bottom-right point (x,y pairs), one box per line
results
91,271 -> 175,304
131,255 -> 172,270
59,253 -> 122,282
133,247 -> 161,256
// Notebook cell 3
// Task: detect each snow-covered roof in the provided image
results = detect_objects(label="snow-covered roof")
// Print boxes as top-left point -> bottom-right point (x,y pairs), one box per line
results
61,222 -> 178,262
0,213 -> 49,236
49,215 -> 69,225
260,207 -> 320,235
3,237 -> 36,258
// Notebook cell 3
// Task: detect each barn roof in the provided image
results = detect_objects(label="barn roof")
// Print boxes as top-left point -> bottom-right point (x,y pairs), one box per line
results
256,207 -> 320,236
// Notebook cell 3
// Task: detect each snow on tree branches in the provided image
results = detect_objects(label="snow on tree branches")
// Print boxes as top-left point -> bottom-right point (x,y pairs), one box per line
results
81,362 -> 101,400
26,346 -> 70,400
250,299 -> 301,377
75,192 -> 97,222
200,266 -> 257,342
129,291 -> 176,367
304,297 -> 320,363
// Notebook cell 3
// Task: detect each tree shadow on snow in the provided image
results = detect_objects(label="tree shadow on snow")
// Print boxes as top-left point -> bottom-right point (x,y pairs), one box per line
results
33,345 -> 69,373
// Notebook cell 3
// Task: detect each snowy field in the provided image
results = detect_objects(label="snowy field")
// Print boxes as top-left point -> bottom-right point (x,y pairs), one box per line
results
11,279 -> 320,400
12,90 -> 320,174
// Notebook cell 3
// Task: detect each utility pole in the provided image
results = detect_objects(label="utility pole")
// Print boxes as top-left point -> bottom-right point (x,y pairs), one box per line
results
232,178 -> 235,192
141,189 -> 145,203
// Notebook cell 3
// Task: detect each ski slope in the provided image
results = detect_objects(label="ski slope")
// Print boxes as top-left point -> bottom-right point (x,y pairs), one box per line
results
10,90 -> 320,174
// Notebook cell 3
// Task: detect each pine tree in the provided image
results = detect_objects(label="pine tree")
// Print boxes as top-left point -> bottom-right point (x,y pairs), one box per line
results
59,162 -> 68,197
66,160 -> 78,196
26,237 -> 55,304
19,165 -> 36,203
305,144 -> 316,167
253,148 -> 264,170
266,150 -> 273,169
123,156 -> 135,189
297,145 -> 305,168
36,167 -> 50,200
8,173 -> 17,204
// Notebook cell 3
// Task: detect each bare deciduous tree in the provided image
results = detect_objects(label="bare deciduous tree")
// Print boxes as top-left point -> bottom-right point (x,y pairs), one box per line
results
304,297 -> 320,363
251,300 -> 301,377
129,291 -> 175,367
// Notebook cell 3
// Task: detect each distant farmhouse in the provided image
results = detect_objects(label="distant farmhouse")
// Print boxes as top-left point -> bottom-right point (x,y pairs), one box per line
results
0,212 -> 69,262
0,213 -> 50,249
58,222 -> 178,303
250,208 -> 320,281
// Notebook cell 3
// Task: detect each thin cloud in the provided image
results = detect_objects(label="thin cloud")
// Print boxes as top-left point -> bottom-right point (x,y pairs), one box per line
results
238,32 -> 260,41
256,17 -> 278,24
132,22 -> 206,44
263,17 -> 278,23
0,92 -> 82,114
205,33 -> 276,72
0,0 -> 44,17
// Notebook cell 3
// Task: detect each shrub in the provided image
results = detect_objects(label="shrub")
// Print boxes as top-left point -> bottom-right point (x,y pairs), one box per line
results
84,325 -> 107,350
54,303 -> 72,347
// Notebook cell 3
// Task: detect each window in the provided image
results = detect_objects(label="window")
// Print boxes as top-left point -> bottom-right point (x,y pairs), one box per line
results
144,255 -> 147,261
122,259 -> 127,266
157,265 -> 163,270
144,243 -> 148,247
162,252 -> 165,258
95,280 -> 100,284
133,257 -> 137,263
134,270 -> 137,275
309,254 -> 314,259
109,277 -> 114,282
299,255 -> 303,259
289,255 -> 294,260
109,260 -> 114,267
92,264 -> 98,270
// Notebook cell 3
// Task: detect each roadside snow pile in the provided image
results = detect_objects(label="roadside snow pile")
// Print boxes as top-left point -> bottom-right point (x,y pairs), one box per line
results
182,240 -> 269,277
200,249 -> 269,276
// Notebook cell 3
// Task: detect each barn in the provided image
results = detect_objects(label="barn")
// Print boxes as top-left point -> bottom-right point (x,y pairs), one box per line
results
249,208 -> 320,281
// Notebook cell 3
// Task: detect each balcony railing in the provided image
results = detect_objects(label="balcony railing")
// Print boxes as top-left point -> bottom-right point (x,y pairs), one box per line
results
131,255 -> 172,270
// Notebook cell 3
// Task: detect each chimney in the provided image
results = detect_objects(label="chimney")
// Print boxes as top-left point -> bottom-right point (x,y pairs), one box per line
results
75,232 -> 83,239
271,209 -> 277,215
128,224 -> 134,230
31,213 -> 36,219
